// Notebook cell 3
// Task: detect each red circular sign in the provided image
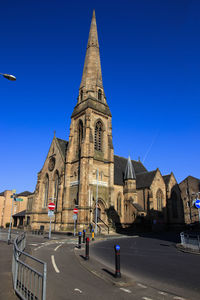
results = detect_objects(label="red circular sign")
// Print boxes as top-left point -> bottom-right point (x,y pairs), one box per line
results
73,208 -> 78,214
48,202 -> 55,211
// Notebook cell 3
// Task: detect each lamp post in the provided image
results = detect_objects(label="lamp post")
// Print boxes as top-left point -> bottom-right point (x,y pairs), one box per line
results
95,169 -> 99,235
0,73 -> 16,81
8,190 -> 16,244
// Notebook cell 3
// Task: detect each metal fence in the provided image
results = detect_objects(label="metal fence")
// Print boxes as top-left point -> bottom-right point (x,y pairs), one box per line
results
12,232 -> 47,300
180,232 -> 200,252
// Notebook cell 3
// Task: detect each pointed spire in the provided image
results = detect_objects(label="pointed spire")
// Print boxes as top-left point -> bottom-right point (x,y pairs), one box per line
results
124,156 -> 136,180
79,10 -> 105,101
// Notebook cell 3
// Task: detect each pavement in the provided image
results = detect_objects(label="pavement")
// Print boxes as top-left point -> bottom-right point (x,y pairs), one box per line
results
0,240 -> 18,299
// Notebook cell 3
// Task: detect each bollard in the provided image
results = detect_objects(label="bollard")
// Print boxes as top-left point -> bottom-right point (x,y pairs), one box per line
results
85,237 -> 90,260
92,229 -> 94,241
83,229 -> 86,243
78,231 -> 82,249
114,245 -> 121,278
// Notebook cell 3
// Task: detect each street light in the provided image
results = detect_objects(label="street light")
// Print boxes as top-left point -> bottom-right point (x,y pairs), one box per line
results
0,72 -> 16,81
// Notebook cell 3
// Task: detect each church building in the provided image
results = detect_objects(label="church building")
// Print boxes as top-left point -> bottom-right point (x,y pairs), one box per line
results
26,11 -> 184,232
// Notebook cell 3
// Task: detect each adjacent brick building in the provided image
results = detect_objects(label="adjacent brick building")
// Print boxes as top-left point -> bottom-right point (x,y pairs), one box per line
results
0,190 -> 32,228
27,11 -> 184,232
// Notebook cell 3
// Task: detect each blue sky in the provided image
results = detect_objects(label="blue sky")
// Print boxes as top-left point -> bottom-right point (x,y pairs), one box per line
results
0,0 -> 199,193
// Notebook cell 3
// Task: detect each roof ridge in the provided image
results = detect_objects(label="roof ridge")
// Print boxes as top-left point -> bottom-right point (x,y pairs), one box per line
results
136,169 -> 157,175
114,154 -> 142,163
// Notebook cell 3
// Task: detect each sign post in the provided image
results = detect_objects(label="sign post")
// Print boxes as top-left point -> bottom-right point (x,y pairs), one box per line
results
48,202 -> 55,239
73,208 -> 78,236
7,189 -> 16,244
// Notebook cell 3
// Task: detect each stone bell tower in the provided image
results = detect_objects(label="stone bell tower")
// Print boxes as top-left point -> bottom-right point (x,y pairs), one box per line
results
62,10 -> 114,230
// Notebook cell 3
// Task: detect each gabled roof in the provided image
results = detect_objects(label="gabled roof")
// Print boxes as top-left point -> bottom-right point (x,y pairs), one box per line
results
136,170 -> 157,189
179,175 -> 200,185
163,174 -> 171,186
114,155 -> 147,185
56,138 -> 68,158
0,191 -> 4,196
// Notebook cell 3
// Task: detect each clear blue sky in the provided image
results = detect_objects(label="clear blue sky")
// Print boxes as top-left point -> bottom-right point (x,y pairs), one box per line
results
1,0 -> 200,193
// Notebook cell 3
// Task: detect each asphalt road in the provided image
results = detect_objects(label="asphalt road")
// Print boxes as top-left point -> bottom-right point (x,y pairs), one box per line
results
90,232 -> 200,300
25,233 -> 189,300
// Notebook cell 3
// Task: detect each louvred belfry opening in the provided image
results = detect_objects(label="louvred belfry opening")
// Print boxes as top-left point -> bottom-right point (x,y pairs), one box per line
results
94,121 -> 102,151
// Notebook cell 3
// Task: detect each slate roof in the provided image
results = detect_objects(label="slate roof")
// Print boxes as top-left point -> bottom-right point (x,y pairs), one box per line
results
114,155 -> 147,185
163,175 -> 171,186
13,210 -> 26,217
0,191 -> 4,196
136,170 -> 157,189
16,191 -> 33,197
56,138 -> 68,157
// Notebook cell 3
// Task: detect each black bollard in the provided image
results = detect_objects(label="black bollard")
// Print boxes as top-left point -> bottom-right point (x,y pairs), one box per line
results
83,229 -> 86,243
114,245 -> 121,278
78,231 -> 82,249
85,237 -> 90,260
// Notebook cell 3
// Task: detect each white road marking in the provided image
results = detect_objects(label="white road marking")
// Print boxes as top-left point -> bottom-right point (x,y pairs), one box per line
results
142,297 -> 153,300
173,297 -> 186,300
158,291 -> 167,296
137,283 -> 147,288
120,288 -> 131,293
54,244 -> 62,251
29,243 -> 38,246
51,255 -> 60,273
34,246 -> 43,251
74,288 -> 82,293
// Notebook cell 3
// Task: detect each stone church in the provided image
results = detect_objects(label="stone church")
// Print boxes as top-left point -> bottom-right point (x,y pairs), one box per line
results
26,11 -> 184,232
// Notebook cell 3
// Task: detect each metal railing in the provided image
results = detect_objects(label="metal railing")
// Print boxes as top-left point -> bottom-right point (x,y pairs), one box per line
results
180,232 -> 200,252
12,232 -> 47,300
97,217 -> 110,234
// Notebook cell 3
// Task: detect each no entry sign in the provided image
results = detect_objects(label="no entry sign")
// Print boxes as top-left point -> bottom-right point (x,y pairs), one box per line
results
73,208 -> 78,214
48,202 -> 55,211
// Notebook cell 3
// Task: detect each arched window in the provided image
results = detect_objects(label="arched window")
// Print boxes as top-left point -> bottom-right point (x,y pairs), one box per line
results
54,171 -> 59,211
43,174 -> 49,208
94,121 -> 103,151
80,90 -> 83,101
98,89 -> 102,101
117,193 -> 121,215
156,189 -> 163,211
78,120 -> 83,149
172,191 -> 178,218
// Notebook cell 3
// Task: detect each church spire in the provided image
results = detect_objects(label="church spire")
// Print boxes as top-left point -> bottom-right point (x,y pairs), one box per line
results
124,156 -> 136,180
79,10 -> 105,102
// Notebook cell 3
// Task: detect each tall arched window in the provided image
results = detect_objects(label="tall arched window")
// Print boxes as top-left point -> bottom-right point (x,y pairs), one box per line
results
156,189 -> 163,211
98,89 -> 102,101
80,90 -> 83,101
54,171 -> 59,211
78,120 -> 83,149
117,193 -> 121,215
94,121 -> 103,151
43,174 -> 49,208
171,191 -> 178,218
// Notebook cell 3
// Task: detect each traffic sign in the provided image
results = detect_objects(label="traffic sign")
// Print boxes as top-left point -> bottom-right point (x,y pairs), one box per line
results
48,210 -> 54,217
73,208 -> 78,214
73,214 -> 77,221
15,198 -> 23,202
195,199 -> 200,209
48,202 -> 55,211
